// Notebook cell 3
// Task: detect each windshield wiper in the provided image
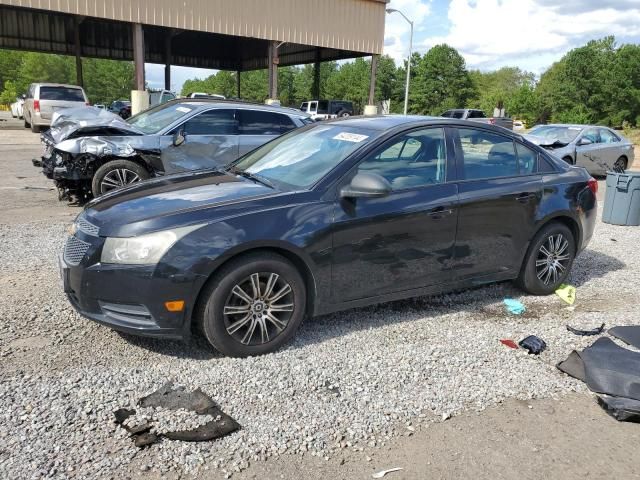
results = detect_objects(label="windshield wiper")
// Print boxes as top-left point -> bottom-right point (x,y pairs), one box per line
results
227,166 -> 275,189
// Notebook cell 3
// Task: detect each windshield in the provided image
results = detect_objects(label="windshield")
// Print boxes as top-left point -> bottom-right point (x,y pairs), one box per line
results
232,125 -> 376,189
127,102 -> 194,134
529,126 -> 582,144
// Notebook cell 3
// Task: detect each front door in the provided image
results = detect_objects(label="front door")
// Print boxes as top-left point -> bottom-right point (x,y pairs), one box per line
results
575,128 -> 606,174
451,127 -> 543,280
331,127 -> 458,302
160,108 -> 239,173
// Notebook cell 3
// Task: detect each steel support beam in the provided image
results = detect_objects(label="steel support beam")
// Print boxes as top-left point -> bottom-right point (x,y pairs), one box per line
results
368,54 -> 378,106
74,18 -> 83,87
236,71 -> 241,98
132,23 -> 145,91
312,48 -> 320,99
164,33 -> 171,90
268,41 -> 279,99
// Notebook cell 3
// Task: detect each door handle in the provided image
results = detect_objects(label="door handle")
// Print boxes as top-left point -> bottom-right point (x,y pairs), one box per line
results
427,206 -> 453,218
515,193 -> 536,203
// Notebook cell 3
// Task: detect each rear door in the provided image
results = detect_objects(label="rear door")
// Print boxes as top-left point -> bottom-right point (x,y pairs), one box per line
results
451,127 -> 543,280
575,128 -> 606,174
237,110 -> 297,155
160,108 -> 239,173
38,86 -> 87,120
331,127 -> 458,301
598,128 -> 623,170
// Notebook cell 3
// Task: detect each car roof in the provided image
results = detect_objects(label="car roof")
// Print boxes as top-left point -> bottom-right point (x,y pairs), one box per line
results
327,114 -> 516,132
33,83 -> 84,89
162,98 -> 309,117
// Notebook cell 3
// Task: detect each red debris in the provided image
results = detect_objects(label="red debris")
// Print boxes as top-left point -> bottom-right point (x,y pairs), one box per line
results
500,339 -> 519,349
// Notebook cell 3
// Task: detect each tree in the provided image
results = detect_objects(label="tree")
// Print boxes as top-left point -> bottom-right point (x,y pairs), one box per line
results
411,44 -> 475,115
0,79 -> 18,104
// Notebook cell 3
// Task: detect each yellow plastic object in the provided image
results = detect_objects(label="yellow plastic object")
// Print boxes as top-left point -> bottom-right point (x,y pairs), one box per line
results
555,284 -> 576,305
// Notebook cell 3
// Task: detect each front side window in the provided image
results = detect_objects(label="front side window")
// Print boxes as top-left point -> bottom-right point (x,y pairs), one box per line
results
458,128 -> 518,180
599,128 -> 619,144
183,109 -> 236,135
233,125 -> 376,189
358,128 -> 447,189
581,128 -> 600,144
238,110 -> 295,135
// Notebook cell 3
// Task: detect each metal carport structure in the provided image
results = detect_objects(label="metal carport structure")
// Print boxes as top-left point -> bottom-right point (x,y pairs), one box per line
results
0,0 -> 387,108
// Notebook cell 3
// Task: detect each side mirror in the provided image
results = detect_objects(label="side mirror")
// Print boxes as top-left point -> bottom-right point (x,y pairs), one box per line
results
578,138 -> 592,146
173,129 -> 186,147
340,172 -> 392,199
20,94 -> 26,100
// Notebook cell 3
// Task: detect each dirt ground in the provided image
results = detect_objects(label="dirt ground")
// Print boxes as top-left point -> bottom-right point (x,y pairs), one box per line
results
1,125 -> 639,480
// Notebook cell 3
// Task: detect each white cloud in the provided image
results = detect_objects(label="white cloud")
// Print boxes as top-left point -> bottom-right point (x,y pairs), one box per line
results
421,0 -> 640,71
383,0 -> 432,63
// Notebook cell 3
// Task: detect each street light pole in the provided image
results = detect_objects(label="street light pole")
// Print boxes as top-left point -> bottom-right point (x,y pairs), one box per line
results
386,8 -> 414,115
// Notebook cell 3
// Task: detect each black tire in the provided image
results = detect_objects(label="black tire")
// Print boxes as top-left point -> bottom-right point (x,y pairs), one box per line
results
337,110 -> 350,118
24,117 -> 30,128
517,222 -> 576,295
197,252 -> 307,357
614,156 -> 628,171
91,159 -> 150,197
562,156 -> 574,165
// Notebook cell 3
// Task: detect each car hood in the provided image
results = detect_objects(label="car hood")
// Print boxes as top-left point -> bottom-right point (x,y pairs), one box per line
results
45,106 -> 144,144
82,170 -> 285,237
524,134 -> 572,149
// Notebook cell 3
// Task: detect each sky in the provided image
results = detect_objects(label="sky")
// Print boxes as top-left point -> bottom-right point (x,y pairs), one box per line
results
146,0 -> 640,93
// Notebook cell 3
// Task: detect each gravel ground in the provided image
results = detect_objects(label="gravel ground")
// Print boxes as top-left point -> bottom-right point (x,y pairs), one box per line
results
0,170 -> 638,478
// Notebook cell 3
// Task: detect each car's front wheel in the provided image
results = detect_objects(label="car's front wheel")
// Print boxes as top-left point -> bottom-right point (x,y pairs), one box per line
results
92,159 -> 149,197
517,222 -> 576,295
197,253 -> 307,357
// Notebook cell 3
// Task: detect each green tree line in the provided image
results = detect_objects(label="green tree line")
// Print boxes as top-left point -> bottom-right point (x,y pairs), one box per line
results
0,51 -> 134,105
2,35 -> 639,126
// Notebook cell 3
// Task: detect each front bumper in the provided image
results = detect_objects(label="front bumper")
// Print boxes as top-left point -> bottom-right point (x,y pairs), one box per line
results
60,232 -> 201,340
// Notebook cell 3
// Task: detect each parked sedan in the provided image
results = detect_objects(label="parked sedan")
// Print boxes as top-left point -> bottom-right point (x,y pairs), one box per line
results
60,116 -> 597,357
525,124 -> 634,174
36,99 -> 312,202
10,96 -> 24,119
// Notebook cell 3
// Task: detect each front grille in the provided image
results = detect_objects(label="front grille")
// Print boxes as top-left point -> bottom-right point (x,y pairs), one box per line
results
64,236 -> 91,266
76,217 -> 99,236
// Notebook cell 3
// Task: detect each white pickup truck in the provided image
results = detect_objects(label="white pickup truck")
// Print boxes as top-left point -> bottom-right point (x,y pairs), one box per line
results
442,109 -> 514,130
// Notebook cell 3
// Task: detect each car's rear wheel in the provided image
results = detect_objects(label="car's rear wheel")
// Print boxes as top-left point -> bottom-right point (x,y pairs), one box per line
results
197,253 -> 307,357
91,159 -> 149,197
337,110 -> 351,118
614,156 -> 628,172
517,222 -> 576,295
24,117 -> 30,128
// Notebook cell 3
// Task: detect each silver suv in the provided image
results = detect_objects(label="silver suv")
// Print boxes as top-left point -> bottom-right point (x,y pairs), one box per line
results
24,83 -> 88,133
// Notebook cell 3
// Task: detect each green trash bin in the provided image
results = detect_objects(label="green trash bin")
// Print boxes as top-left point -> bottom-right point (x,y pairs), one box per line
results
602,172 -> 640,226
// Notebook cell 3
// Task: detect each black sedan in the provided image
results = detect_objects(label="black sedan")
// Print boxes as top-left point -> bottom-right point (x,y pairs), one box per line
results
60,116 -> 598,357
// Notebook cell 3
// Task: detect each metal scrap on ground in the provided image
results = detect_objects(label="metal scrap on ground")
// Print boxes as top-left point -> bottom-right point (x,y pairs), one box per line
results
113,382 -> 240,447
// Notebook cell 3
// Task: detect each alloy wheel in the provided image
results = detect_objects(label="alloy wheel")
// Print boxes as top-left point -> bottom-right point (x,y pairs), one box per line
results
223,272 -> 294,346
614,157 -> 627,172
535,234 -> 571,285
100,168 -> 141,193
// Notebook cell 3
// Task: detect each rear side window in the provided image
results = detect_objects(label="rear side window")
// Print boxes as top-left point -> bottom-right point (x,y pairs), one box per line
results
458,128 -> 518,180
538,154 -> 558,173
39,87 -> 85,102
468,110 -> 485,119
515,143 -> 538,174
238,110 -> 296,135
183,109 -> 236,135
599,128 -> 619,144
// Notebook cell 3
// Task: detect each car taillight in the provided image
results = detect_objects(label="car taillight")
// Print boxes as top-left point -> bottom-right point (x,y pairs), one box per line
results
488,118 -> 496,125
587,177 -> 598,195
33,99 -> 40,113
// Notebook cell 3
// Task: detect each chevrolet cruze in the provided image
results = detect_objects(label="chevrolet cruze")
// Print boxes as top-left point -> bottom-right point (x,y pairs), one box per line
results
60,116 -> 597,357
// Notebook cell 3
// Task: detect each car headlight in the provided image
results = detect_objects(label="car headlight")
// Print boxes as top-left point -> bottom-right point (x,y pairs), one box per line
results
101,225 -> 203,265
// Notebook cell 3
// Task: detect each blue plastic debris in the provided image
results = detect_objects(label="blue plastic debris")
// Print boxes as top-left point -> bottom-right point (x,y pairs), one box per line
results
504,298 -> 526,315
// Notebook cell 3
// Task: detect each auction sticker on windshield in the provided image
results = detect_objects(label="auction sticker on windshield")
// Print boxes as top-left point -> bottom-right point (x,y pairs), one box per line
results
333,132 -> 369,143
176,107 -> 192,113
